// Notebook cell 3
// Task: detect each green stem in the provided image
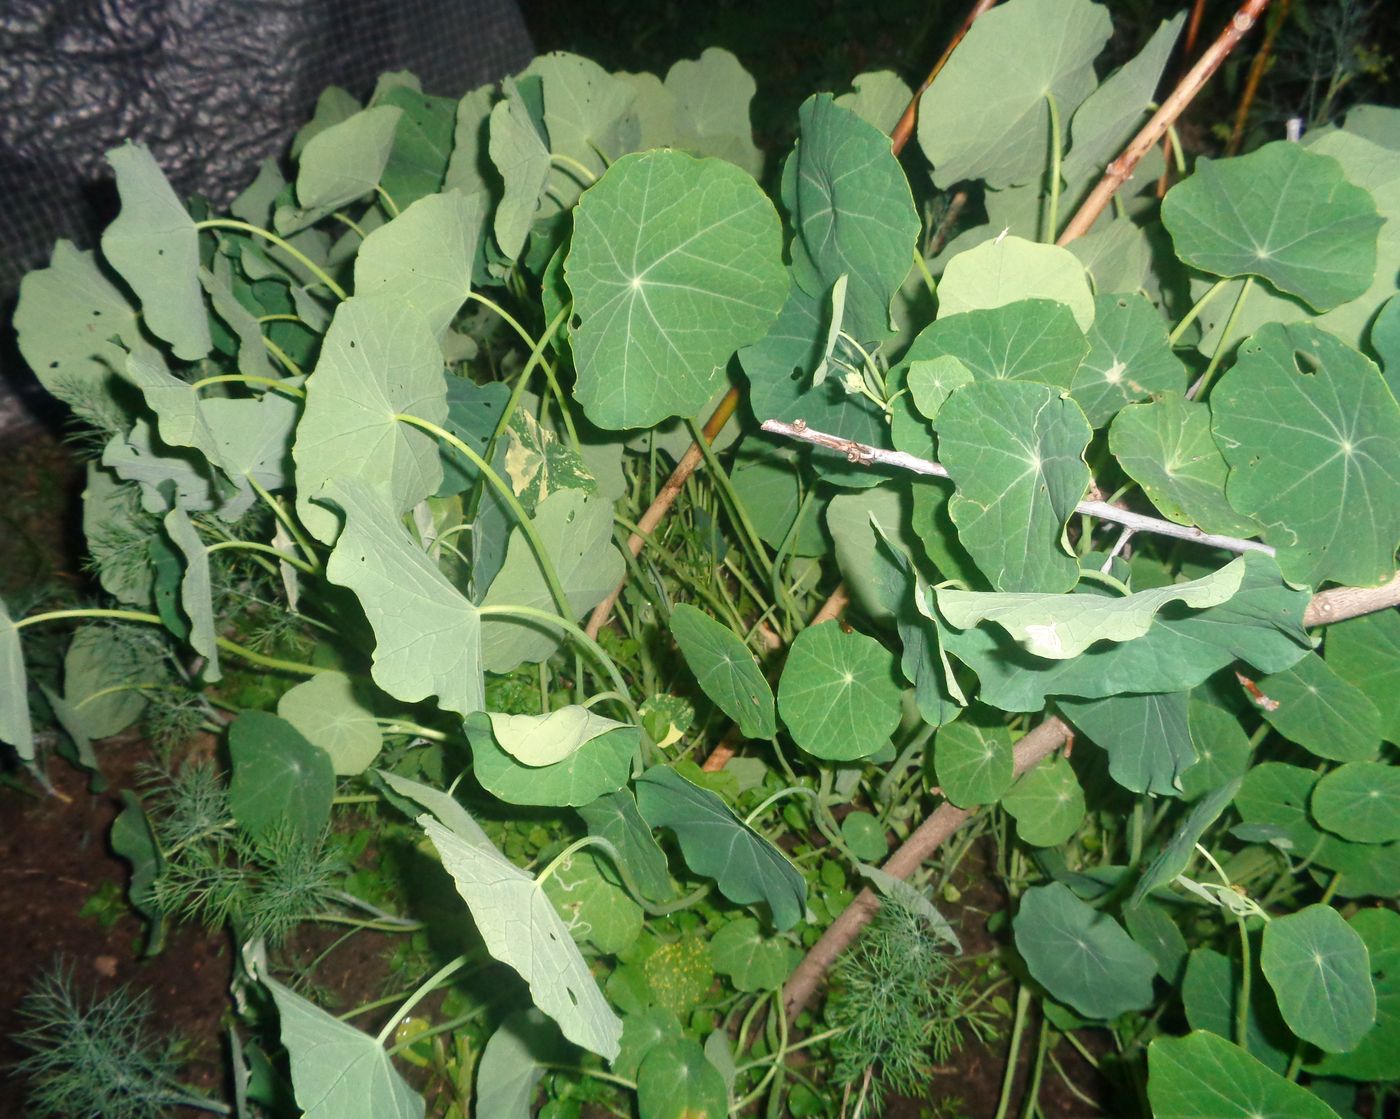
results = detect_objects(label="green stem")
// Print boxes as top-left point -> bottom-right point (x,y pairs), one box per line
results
1284,1040 -> 1306,1082
396,413 -> 575,623
206,540 -> 317,574
262,336 -> 305,378
375,185 -> 401,218
994,985 -> 1033,1119
1235,914 -> 1253,1051
1168,277 -> 1230,345
744,785 -> 817,828
550,152 -> 598,187
190,373 -> 304,397
257,314 -> 303,324
375,955 -> 469,1046
1188,277 -> 1254,401
217,635 -> 327,676
476,604 -> 633,716
194,219 -> 347,299
912,248 -> 937,297
685,418 -> 773,582
1021,1014 -> 1050,1119
375,720 -> 449,742
386,1005 -> 489,1056
332,212 -> 367,239
469,296 -> 574,450
539,1064 -> 636,1092
247,475 -> 321,574
1044,92 -> 1064,242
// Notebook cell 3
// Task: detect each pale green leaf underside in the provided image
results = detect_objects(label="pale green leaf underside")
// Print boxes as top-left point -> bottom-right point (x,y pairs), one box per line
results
664,47 -> 764,176
1212,322 -> 1400,588
937,555 -> 1246,660
486,706 -> 630,767
293,294 -> 447,543
421,814 -> 622,1059
277,671 -> 383,776
919,0 -> 1111,189
164,506 -> 220,681
1162,141 -> 1382,311
937,236 -> 1095,331
670,604 -> 776,740
278,106 -> 402,233
0,598 -> 33,762
264,973 -> 424,1119
935,379 -> 1092,593
101,142 -> 211,361
1109,393 -> 1257,537
325,479 -> 484,720
489,85 -> 552,260
636,766 -> 806,931
1262,904 -> 1376,1053
566,149 -> 787,429
835,70 -> 913,137
475,1012 -> 563,1119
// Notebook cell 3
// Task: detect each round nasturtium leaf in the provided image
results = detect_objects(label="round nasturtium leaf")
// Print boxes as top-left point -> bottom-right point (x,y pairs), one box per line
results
1161,140 -> 1383,311
1002,756 -> 1085,846
227,711 -> 335,845
710,917 -> 791,993
636,1038 -> 728,1119
1311,909 -> 1400,1081
1312,761 -> 1400,844
839,811 -> 890,861
276,670 -> 383,776
1149,1030 -> 1343,1119
669,604 -> 776,740
1211,322 -> 1400,589
642,939 -> 715,1018
1013,882 -> 1157,1020
934,718 -> 1015,808
777,622 -> 902,761
565,149 -> 787,430
1258,652 -> 1382,763
1261,904 -> 1376,1053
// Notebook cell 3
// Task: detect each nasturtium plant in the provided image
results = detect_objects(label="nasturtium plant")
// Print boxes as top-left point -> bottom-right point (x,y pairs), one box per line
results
5,3 -> 1400,1116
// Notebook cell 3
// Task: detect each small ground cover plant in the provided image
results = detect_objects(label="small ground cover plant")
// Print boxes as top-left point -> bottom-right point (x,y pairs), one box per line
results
3,0 -> 1400,1115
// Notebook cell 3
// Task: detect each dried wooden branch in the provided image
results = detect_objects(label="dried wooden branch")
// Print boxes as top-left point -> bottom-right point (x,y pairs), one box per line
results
760,417 -> 1276,558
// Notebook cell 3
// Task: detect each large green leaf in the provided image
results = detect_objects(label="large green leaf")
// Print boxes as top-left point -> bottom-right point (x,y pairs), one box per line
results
293,295 -> 447,543
565,149 -> 786,429
1060,690 -> 1195,796
1002,757 -> 1085,845
664,47 -> 763,176
100,143 -> 211,360
14,242 -> 162,426
163,505 -> 220,681
1179,700 -> 1252,800
468,718 -> 636,807
777,622 -> 902,761
58,624 -> 149,742
1148,1031 -> 1341,1119
908,301 -> 1088,389
782,94 -> 919,340
577,790 -> 672,904
1323,606 -> 1400,744
1261,904 -> 1376,1053
421,813 -> 622,1059
1109,394 -> 1257,537
1069,293 -> 1187,428
479,489 -> 623,673
1258,652 -> 1381,762
277,106 -> 402,233
919,0 -> 1111,189
1162,141 -> 1382,310
1211,322 -> 1400,588
227,712 -> 335,845
636,1038 -> 728,1119
1013,882 -> 1156,1019
670,604 -> 776,740
0,598 -> 33,762
354,190 -> 481,341
936,555 -> 1246,661
1312,909 -> 1400,1080
489,81 -> 552,260
476,1011 -> 566,1119
264,972 -> 423,1119
935,379 -> 1092,592
541,849 -> 641,954
635,766 -> 806,930
1312,762 -> 1400,843
937,237 -> 1094,331
710,917 -> 791,993
444,84 -> 495,196
324,479 -> 484,719
1061,13 -> 1183,196
934,716 -> 1014,807
277,671 -> 383,776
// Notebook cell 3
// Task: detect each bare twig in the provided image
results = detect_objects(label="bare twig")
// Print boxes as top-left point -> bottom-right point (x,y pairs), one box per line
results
760,417 -> 1276,558
1059,0 -> 1272,244
1226,0 -> 1292,155
783,569 -> 1400,1022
